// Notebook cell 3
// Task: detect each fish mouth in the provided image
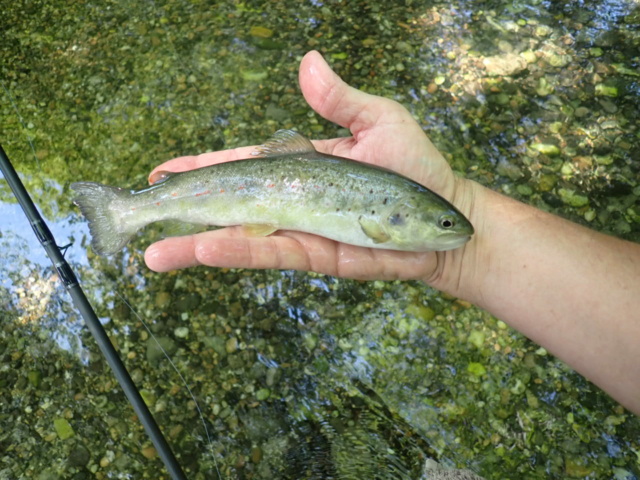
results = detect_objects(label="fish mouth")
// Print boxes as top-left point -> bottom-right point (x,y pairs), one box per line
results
434,234 -> 473,251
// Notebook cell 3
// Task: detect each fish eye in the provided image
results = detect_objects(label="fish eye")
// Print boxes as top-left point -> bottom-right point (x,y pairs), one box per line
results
439,215 -> 456,229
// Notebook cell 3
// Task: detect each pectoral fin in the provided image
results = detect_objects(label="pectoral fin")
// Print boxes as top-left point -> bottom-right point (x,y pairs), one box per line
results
358,217 -> 390,244
243,224 -> 279,237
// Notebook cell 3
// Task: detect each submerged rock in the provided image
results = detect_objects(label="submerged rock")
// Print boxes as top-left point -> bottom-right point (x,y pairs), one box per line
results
482,53 -> 528,76
422,459 -> 486,480
53,418 -> 74,440
531,142 -> 561,156
146,336 -> 177,365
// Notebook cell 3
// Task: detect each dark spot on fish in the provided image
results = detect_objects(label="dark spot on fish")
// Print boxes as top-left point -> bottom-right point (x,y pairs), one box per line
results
329,182 -> 334,187
336,208 -> 340,212
369,188 -> 373,194
383,198 -> 388,205
371,210 -> 375,215
389,213 -> 404,225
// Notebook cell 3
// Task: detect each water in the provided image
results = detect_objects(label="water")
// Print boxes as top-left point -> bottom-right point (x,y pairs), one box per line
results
1,0 -> 639,478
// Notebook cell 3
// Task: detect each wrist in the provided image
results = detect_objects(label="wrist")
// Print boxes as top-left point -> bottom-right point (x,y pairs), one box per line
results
423,177 -> 489,300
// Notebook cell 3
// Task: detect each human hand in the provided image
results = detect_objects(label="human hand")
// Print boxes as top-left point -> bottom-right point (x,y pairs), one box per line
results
144,51 -> 476,284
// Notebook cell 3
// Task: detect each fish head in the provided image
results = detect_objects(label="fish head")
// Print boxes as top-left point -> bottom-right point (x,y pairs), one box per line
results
383,195 -> 474,251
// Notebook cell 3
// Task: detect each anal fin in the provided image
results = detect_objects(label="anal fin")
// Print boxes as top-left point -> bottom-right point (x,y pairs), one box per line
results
243,224 -> 278,237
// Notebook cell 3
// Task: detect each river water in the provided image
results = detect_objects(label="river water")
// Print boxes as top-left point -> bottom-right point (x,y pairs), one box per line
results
1,1 -> 639,478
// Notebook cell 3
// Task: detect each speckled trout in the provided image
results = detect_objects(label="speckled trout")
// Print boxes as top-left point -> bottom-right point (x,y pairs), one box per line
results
71,130 -> 473,256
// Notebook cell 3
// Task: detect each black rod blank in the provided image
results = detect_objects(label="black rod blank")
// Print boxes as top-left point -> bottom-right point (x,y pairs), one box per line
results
0,143 -> 188,480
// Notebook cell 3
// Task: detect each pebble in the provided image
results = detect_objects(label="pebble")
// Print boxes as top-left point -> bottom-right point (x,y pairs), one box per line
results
574,106 -> 590,118
68,445 -> 91,467
535,25 -> 553,37
516,184 -> 533,196
521,50 -> 537,63
256,388 -> 270,401
558,188 -> 589,207
174,293 -> 201,311
497,40 -> 513,53
595,155 -> 613,165
240,70 -> 268,81
537,174 -> 557,192
251,446 -> 263,463
154,291 -> 171,308
53,418 -> 74,440
595,84 -> 618,97
141,446 -> 157,459
598,99 -> 618,113
535,77 -> 554,96
266,367 -> 280,387
174,326 -> 189,338
468,330 -> 485,349
584,210 -> 596,221
531,142 -> 560,156
146,336 -> 177,365
405,304 -> 435,321
548,54 -> 571,67
249,26 -> 273,38
483,53 -> 528,76
27,370 -> 42,388
225,337 -> 238,354
266,104 -> 290,122
496,160 -> 524,180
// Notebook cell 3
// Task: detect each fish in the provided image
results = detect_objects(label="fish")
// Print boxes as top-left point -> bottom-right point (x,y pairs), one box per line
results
71,130 -> 474,256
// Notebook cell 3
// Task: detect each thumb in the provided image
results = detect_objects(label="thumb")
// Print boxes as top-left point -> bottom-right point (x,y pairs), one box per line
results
298,51 -> 408,135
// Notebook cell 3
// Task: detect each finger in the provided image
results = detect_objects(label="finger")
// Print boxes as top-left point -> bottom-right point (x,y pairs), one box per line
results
145,227 -> 315,272
144,228 -> 434,281
299,51 -> 412,136
298,51 -> 444,183
148,146 -> 257,184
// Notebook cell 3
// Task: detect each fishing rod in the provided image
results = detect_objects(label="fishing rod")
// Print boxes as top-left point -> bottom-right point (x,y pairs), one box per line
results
0,143 -> 188,480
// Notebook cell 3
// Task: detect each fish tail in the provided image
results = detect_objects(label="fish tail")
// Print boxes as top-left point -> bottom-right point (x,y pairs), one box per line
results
70,181 -> 134,256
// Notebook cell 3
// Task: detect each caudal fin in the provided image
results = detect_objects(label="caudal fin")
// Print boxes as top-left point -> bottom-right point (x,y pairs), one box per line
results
71,182 -> 134,256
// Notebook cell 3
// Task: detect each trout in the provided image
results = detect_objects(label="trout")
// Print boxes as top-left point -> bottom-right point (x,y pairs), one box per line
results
71,130 -> 473,256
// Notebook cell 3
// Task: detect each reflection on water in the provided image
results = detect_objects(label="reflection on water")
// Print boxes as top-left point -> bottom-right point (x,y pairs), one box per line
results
1,0 -> 639,478
0,200 -> 92,363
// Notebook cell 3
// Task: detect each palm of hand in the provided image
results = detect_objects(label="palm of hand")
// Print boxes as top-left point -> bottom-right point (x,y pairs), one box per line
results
145,52 -> 458,281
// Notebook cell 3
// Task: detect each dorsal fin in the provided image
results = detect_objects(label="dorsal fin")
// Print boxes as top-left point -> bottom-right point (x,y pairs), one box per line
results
252,129 -> 316,157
